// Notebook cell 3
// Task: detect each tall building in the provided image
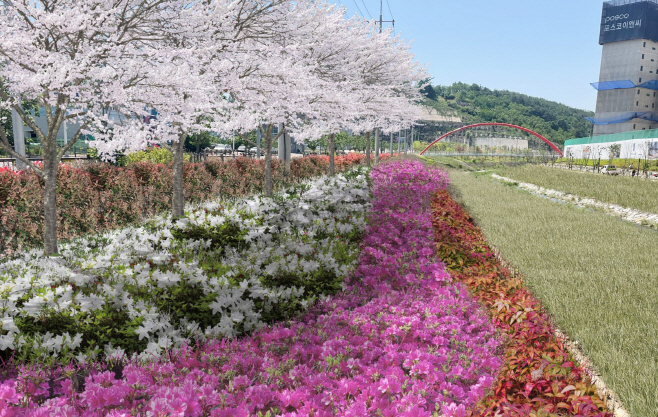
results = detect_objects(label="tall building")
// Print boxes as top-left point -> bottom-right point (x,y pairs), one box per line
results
591,0 -> 658,135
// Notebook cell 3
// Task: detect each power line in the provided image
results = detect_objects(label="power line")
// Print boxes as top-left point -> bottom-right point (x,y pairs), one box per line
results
351,0 -> 365,17
385,0 -> 394,21
361,0 -> 372,19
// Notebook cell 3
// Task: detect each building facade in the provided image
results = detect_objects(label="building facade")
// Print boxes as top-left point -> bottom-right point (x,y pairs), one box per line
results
591,0 -> 658,135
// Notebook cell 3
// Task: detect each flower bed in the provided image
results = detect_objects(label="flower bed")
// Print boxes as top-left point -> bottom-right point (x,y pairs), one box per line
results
0,169 -> 371,368
0,154 -> 374,258
0,160 -> 503,416
431,189 -> 611,416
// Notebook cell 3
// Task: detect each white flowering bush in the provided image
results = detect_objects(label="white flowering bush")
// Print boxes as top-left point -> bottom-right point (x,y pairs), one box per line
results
0,168 -> 370,366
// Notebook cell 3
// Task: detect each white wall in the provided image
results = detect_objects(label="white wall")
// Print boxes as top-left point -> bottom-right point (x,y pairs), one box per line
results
564,138 -> 658,160
474,137 -> 528,150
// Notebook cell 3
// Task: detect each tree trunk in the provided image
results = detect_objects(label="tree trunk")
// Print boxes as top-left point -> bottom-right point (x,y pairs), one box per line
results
172,133 -> 186,218
42,143 -> 59,256
365,131 -> 371,167
264,127 -> 274,197
329,133 -> 335,176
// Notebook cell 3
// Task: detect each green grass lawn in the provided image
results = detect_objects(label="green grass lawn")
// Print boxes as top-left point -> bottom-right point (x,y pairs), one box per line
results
447,169 -> 658,417
495,164 -> 658,214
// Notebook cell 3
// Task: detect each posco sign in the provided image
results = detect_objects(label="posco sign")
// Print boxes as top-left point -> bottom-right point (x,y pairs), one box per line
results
599,1 -> 658,45
604,13 -> 630,23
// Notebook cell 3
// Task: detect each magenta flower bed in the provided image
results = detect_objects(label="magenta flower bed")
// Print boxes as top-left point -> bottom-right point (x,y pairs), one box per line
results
0,160 -> 502,416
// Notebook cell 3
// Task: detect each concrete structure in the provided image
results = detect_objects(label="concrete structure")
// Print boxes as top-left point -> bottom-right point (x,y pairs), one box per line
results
441,135 -> 528,150
418,106 -> 462,123
592,0 -> 658,135
474,137 -> 528,150
593,38 -> 658,134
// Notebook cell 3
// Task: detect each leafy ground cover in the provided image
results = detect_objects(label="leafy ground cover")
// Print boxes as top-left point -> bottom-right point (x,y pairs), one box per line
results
0,159 -> 504,416
0,154 -> 369,258
495,165 -> 658,214
442,170 -> 658,416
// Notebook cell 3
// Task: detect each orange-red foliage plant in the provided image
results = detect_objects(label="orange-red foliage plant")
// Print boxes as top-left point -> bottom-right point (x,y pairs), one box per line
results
431,189 -> 611,417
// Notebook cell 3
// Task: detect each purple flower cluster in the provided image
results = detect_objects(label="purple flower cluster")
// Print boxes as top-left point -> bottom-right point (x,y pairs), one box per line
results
0,160 -> 502,416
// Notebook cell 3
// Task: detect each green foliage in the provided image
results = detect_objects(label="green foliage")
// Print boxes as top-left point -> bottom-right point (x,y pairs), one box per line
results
125,148 -> 174,165
9,306 -> 148,366
307,132 -> 373,153
184,131 -> 215,152
171,219 -> 248,255
419,77 -> 438,101
429,82 -> 594,147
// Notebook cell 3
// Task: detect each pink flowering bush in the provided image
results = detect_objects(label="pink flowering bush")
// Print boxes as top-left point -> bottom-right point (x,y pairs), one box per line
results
1,159 -> 502,416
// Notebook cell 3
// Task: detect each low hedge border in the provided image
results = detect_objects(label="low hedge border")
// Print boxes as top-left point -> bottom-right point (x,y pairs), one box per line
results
0,154 -> 372,259
430,189 -> 612,417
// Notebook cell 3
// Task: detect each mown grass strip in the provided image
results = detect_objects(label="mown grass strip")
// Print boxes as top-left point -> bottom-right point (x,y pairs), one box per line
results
446,170 -> 658,417
495,165 -> 658,214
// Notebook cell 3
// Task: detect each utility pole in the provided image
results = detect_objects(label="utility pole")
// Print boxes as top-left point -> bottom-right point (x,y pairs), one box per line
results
278,123 -> 291,173
374,128 -> 380,163
377,0 -> 394,34
374,1 -> 393,164
11,105 -> 26,170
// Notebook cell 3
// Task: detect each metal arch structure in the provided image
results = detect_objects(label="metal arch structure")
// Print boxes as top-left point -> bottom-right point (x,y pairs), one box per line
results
419,123 -> 564,157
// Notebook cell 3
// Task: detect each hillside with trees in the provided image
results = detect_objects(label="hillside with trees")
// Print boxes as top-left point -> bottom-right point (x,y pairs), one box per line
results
423,82 -> 595,147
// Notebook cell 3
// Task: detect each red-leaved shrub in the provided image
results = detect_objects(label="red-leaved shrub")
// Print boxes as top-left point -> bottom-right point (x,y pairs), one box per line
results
0,155 -> 365,257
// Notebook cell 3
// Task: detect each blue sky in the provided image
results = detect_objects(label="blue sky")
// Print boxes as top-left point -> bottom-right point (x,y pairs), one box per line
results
332,0 -> 605,111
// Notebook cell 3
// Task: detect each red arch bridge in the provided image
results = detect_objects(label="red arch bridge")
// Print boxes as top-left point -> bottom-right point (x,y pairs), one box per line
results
418,123 -> 564,157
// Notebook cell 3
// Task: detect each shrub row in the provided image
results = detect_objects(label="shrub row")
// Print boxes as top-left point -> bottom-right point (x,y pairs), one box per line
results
0,154 -> 370,258
431,189 -> 611,417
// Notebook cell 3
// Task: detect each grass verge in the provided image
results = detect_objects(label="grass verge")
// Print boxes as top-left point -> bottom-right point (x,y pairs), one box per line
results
447,170 -> 658,417
495,165 -> 658,214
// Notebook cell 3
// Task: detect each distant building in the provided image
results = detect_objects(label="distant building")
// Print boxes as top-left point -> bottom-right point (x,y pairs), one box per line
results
590,0 -> 658,135
22,108 -> 125,146
473,137 -> 528,150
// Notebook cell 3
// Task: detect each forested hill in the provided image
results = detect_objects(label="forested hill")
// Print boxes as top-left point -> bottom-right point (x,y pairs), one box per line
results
423,82 -> 595,147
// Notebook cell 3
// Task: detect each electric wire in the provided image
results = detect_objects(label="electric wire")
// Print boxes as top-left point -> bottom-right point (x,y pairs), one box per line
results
351,0 -> 365,17
360,0 -> 372,19
385,0 -> 394,21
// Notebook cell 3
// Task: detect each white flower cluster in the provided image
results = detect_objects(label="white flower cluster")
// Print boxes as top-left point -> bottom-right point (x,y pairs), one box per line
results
0,169 -> 370,363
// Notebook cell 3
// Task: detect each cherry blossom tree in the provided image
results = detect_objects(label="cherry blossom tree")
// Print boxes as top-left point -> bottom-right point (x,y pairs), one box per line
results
279,3 -> 427,174
0,0 -> 199,255
0,0 -> 428,256
96,0 -> 294,211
